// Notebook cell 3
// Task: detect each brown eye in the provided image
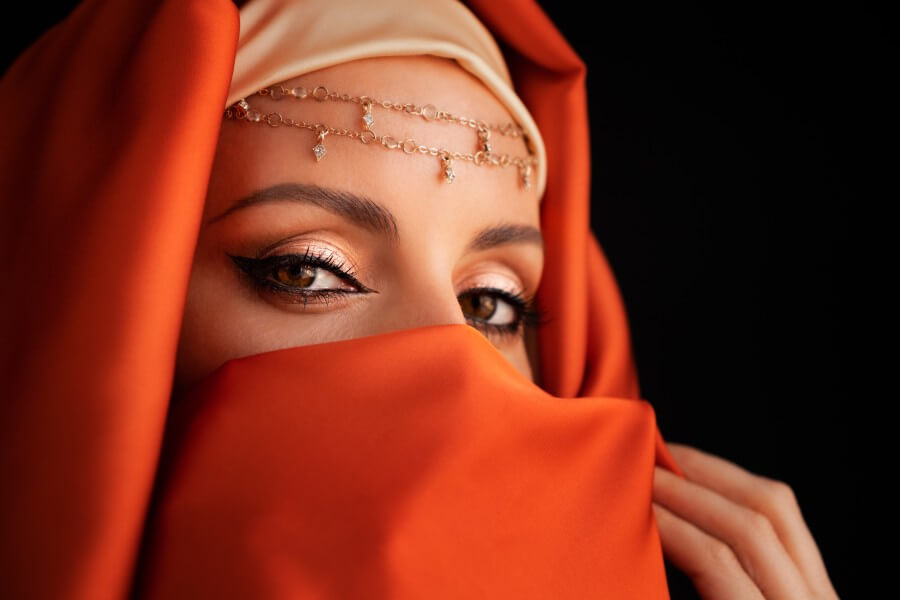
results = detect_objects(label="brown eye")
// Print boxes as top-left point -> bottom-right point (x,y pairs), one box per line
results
228,251 -> 377,310
274,263 -> 316,288
456,286 -> 545,343
459,292 -> 498,321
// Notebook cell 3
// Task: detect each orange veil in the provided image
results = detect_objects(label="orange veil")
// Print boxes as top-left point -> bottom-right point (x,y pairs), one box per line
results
0,0 -> 686,598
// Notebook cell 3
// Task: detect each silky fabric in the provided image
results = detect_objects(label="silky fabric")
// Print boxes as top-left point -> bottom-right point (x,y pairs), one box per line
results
0,1 -> 686,599
229,0 -> 548,200
133,323 -> 679,598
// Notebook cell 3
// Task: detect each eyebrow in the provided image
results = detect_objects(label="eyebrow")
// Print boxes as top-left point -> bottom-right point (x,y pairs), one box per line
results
205,182 -> 543,253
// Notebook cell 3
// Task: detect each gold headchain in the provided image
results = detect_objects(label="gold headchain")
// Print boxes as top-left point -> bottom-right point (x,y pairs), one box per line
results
224,84 -> 539,191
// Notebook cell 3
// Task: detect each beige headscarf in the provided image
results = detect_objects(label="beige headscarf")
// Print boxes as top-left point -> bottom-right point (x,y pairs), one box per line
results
226,0 -> 548,200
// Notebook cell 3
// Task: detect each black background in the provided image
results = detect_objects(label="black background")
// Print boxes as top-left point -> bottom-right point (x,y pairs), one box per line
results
532,1 -> 888,598
4,1 -> 887,597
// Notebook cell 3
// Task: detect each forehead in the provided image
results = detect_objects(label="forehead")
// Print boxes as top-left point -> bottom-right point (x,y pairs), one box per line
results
207,55 -> 541,239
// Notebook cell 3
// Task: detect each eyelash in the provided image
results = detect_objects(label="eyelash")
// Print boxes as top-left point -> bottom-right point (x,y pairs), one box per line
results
227,250 -> 550,342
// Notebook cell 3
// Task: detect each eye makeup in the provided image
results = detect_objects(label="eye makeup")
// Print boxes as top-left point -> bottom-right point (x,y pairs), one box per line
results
226,245 -> 549,343
458,285 -> 548,341
227,245 -> 375,309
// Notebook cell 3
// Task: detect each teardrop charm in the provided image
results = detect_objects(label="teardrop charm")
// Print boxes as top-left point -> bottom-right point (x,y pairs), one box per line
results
478,126 -> 492,155
313,129 -> 328,162
441,155 -> 455,183
362,100 -> 375,129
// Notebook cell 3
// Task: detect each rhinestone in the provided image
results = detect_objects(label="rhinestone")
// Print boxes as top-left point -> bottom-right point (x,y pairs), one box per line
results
363,113 -> 374,127
291,87 -> 309,99
444,167 -> 455,183
313,144 -> 327,161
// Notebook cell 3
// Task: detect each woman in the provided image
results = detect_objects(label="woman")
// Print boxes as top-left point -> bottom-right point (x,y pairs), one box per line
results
173,55 -> 547,394
0,0 -> 838,598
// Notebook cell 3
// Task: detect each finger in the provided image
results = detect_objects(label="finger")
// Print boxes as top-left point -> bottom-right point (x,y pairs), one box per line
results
654,465 -> 810,600
666,443 -> 839,598
653,502 -> 766,600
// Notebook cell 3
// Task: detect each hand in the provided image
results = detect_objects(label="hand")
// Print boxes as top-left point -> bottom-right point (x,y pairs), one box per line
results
652,443 -> 839,599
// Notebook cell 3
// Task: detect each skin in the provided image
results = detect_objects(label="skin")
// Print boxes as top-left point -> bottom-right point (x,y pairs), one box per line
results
174,55 -> 544,396
654,444 -> 840,599
173,53 -> 838,600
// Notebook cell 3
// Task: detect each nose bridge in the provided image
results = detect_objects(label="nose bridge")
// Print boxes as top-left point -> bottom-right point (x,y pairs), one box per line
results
379,275 -> 468,333
373,242 -> 468,334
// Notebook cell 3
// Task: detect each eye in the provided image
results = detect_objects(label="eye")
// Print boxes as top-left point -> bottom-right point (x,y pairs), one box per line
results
458,286 -> 546,342
227,248 -> 376,307
271,258 -> 344,291
227,249 -> 549,341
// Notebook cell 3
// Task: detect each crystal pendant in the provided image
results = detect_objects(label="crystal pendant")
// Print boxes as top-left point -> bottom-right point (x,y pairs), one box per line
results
521,164 -> 532,190
362,101 -> 375,129
313,130 -> 328,162
479,126 -> 492,155
441,155 -> 455,183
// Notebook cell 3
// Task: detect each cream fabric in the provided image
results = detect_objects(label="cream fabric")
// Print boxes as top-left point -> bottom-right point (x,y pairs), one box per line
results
227,0 -> 548,200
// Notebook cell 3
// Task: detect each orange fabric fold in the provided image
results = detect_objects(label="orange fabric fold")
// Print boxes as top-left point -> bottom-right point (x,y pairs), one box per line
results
0,1 -> 240,598
133,324 -> 676,598
0,0 -> 686,598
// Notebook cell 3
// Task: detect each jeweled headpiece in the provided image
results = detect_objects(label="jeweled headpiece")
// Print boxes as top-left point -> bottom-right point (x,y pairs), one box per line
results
226,0 -> 548,200
225,82 -> 539,190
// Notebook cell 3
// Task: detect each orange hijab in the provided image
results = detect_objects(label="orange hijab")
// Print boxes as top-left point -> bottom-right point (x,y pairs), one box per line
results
0,0 -> 686,598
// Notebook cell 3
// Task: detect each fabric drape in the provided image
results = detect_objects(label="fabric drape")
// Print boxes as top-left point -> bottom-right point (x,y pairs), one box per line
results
0,0 -> 686,598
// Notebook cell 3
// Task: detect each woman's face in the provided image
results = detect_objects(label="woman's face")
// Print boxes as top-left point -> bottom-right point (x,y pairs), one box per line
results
174,55 -> 544,395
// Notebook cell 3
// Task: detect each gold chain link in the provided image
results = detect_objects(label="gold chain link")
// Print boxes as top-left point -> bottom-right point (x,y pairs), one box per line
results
224,83 -> 537,190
